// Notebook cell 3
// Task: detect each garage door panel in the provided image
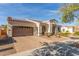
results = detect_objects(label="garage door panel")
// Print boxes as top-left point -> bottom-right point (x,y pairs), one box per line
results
12,26 -> 33,37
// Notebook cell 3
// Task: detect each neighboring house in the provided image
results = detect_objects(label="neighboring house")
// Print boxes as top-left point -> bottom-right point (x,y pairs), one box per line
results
0,26 -> 6,37
7,17 -> 60,37
0,27 -> 2,36
60,26 -> 74,33
0,26 -> 3,36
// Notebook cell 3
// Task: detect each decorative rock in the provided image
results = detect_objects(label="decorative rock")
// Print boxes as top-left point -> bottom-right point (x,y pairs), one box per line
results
31,41 -> 79,56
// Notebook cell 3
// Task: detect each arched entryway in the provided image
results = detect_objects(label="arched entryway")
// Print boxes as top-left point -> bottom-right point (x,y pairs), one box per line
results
52,24 -> 56,35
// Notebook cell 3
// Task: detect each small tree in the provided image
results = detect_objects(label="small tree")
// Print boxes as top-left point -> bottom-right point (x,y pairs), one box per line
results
60,3 -> 79,23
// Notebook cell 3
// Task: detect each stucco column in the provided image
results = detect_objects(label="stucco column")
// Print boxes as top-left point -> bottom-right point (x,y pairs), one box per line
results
38,25 -> 40,36
48,22 -> 52,34
7,24 -> 12,37
55,25 -> 58,35
48,23 -> 51,33
37,23 -> 42,36
33,27 -> 37,36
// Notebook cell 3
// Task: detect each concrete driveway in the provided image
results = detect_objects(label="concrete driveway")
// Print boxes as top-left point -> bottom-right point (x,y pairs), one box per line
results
13,36 -> 68,53
13,36 -> 56,52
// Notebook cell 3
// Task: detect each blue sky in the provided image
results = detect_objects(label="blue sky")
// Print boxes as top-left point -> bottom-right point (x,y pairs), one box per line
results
0,3 -> 78,26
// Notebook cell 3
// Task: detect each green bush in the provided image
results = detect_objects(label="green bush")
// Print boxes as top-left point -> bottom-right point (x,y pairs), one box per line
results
74,31 -> 79,36
60,32 -> 70,37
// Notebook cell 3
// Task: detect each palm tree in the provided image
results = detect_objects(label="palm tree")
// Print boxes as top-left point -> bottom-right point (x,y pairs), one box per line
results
60,3 -> 79,23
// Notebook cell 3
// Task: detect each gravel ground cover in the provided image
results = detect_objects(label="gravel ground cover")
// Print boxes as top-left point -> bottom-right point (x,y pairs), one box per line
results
31,41 -> 79,56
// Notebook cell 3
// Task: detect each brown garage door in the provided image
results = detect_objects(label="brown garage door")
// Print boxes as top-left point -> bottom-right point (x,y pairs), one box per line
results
12,26 -> 33,37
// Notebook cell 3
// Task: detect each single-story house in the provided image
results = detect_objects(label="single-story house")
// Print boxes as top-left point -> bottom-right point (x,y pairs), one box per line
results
7,17 -> 60,37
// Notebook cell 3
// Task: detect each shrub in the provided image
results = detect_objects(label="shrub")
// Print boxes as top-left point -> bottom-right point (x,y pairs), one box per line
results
45,33 -> 52,37
74,31 -> 79,36
60,32 -> 70,37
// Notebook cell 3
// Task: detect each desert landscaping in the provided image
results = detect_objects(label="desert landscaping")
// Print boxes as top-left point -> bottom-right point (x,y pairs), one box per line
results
0,35 -> 68,56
